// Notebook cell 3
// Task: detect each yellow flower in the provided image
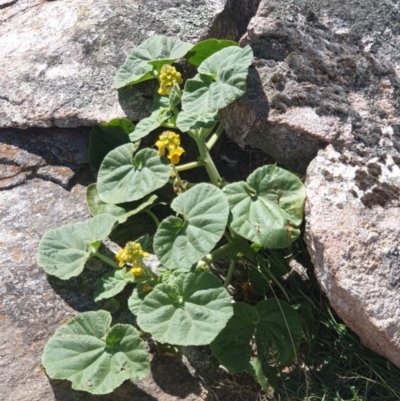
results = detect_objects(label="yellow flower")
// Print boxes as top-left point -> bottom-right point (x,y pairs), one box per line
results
157,64 -> 183,96
167,147 -> 185,165
155,131 -> 185,164
115,242 -> 149,269
131,267 -> 143,276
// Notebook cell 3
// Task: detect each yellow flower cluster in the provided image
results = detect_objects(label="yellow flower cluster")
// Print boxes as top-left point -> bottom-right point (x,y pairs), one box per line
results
155,131 -> 185,164
158,64 -> 183,95
115,242 -> 149,276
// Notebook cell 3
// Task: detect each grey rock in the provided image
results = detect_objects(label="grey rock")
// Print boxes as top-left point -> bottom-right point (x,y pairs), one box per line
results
220,0 -> 400,173
306,145 -> 400,367
0,0 -> 260,129
220,0 -> 400,368
0,128 -> 90,189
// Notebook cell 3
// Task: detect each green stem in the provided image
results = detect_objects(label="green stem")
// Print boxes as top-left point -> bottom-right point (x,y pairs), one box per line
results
224,257 -> 237,288
94,252 -> 119,268
207,241 -> 238,262
175,160 -> 204,172
265,269 -> 291,303
195,137 -> 222,186
160,121 -> 176,129
144,209 -> 160,228
206,123 -> 224,151
172,164 -> 186,192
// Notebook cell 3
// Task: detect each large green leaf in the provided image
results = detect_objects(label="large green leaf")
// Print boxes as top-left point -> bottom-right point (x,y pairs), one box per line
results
256,299 -> 303,368
210,303 -> 259,374
89,119 -> 135,171
86,183 -> 158,224
176,110 -> 218,132
94,267 -> 136,302
37,214 -> 118,280
128,283 -> 150,316
42,311 -> 149,394
129,109 -> 172,141
181,46 -> 253,115
153,183 -> 229,269
223,165 -> 305,248
186,39 -> 238,67
114,36 -> 192,89
137,272 -> 233,345
97,144 -> 171,204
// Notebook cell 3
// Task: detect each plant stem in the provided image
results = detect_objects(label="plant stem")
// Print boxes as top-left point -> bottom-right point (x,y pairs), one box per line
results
175,160 -> 204,172
145,209 -> 160,228
160,121 -> 176,129
206,123 -> 224,151
207,241 -> 238,262
224,257 -> 237,288
94,252 -> 119,268
195,137 -> 222,186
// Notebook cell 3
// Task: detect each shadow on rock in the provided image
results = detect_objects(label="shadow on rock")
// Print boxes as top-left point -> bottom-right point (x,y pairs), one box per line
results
50,378 -> 158,401
150,353 -> 203,398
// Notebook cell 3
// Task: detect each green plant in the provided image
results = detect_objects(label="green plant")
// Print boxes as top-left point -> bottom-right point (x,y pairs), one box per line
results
37,35 -> 307,395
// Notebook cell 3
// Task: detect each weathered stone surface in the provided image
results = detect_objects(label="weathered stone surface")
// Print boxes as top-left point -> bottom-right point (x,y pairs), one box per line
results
306,145 -> 400,367
219,0 -> 400,368
0,128 -> 90,189
220,0 -> 400,173
0,0 -> 259,129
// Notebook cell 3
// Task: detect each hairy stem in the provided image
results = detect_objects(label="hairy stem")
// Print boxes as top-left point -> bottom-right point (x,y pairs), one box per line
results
224,257 -> 237,288
94,252 -> 119,268
175,160 -> 204,172
206,123 -> 224,151
144,209 -> 160,228
195,137 -> 222,186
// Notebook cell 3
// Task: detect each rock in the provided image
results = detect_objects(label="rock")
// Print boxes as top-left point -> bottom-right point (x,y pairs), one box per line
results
220,0 -> 400,173
0,0 -> 260,129
219,0 -> 400,368
306,145 -> 400,367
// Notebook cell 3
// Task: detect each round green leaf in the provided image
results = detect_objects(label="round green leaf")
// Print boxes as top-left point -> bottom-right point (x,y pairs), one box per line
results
89,119 -> 135,171
176,110 -> 218,132
210,303 -> 259,374
42,311 -> 149,395
86,183 -> 158,224
128,283 -> 149,316
37,214 -> 118,280
137,272 -> 233,345
114,35 -> 193,89
186,39 -> 238,67
181,46 -> 253,114
256,299 -> 303,368
94,267 -> 136,302
129,109 -> 172,141
223,165 -> 305,249
153,183 -> 229,269
97,144 -> 171,204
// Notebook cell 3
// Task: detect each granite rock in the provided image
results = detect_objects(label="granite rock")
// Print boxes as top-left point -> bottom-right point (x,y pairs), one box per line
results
219,0 -> 400,368
306,145 -> 400,367
220,0 -> 400,173
0,0 -> 260,129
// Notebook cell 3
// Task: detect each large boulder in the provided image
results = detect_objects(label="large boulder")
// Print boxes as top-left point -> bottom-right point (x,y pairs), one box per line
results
220,0 -> 400,173
0,0 -> 260,128
220,0 -> 400,367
